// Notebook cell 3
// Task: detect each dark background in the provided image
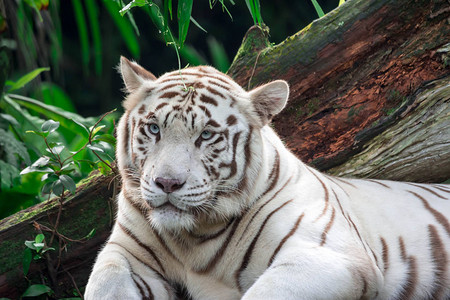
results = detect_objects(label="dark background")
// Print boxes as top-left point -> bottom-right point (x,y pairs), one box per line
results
8,0 -> 339,117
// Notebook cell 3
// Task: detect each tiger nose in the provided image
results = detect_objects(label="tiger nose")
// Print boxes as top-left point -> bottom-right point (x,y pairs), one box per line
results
154,177 -> 186,193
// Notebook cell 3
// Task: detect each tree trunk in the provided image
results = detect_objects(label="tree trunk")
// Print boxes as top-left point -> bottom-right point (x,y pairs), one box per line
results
0,0 -> 449,298
227,0 -> 449,181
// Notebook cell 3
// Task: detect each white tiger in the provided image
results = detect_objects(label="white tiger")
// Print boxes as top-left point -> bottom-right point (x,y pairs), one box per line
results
85,57 -> 450,300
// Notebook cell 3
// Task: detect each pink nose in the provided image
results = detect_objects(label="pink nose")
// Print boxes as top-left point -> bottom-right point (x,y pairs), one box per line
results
154,177 -> 185,193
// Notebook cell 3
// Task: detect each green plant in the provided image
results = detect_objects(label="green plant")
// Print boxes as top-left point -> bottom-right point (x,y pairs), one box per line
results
0,68 -> 116,218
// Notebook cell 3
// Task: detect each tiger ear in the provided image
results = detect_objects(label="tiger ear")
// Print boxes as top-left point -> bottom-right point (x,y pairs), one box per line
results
119,56 -> 157,93
248,80 -> 289,126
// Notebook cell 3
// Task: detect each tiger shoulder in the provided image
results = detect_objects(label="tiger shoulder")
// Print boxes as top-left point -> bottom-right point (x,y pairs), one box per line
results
85,57 -> 450,300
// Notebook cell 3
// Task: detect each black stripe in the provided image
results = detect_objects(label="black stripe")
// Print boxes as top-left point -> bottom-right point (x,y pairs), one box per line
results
239,177 -> 292,242
133,272 -> 154,300
199,94 -> 218,106
235,199 -> 293,292
196,217 -> 242,273
397,237 -> 418,300
320,207 -> 336,246
107,241 -> 165,280
118,222 -> 165,273
428,225 -> 447,299
268,213 -> 304,266
408,191 -> 450,237
407,183 -> 446,199
260,148 -> 280,197
380,237 -> 389,273
219,131 -> 241,180
309,170 -> 330,221
366,179 -> 392,189
152,229 -> 183,265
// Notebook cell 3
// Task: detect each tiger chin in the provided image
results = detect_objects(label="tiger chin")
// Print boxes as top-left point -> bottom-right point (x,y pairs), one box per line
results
85,56 -> 450,300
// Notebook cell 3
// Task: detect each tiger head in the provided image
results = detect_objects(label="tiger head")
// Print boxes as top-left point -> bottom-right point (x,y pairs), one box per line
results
117,57 -> 289,234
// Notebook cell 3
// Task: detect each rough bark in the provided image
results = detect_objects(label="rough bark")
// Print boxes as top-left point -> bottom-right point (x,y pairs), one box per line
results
0,173 -> 117,299
227,0 -> 450,179
0,0 -> 449,298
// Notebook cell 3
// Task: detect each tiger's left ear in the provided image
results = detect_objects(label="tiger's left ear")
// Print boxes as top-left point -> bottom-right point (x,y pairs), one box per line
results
120,56 -> 157,93
249,80 -> 289,126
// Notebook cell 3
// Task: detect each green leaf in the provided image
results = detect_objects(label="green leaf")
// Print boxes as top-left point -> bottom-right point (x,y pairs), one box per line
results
190,16 -> 207,33
207,37 -> 230,72
0,160 -> 20,189
93,134 -> 116,146
339,0 -> 345,6
34,242 -> 45,252
7,67 -> 50,92
24,240 -> 37,250
41,181 -> 54,194
85,228 -> 96,239
7,94 -> 92,139
22,284 -> 52,297
103,0 -> 140,58
31,156 -> 51,168
41,120 -> 60,133
177,0 -> 193,48
97,160 -> 112,175
35,83 -> 77,113
20,156 -> 54,175
90,125 -> 106,137
52,178 -> 64,196
164,0 -> 173,21
35,233 -> 45,244
85,0 -> 103,75
23,248 -> 32,276
245,0 -> 262,25
310,0 -> 325,17
119,0 -> 147,16
72,0 -> 90,73
59,174 -> 76,194
87,144 -> 104,153
0,113 -> 19,126
0,128 -> 31,165
48,144 -> 65,155
41,247 -> 55,254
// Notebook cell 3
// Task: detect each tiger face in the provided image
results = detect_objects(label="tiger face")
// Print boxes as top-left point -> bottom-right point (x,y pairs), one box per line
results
117,57 -> 289,233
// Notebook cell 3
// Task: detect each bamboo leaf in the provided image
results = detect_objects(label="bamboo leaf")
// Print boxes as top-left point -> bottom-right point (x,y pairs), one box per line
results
7,68 -> 50,92
177,0 -> 193,48
72,0 -> 90,73
103,0 -> 140,58
207,37 -> 229,72
8,94 -> 92,139
190,16 -> 207,33
311,0 -> 325,17
85,0 -> 102,75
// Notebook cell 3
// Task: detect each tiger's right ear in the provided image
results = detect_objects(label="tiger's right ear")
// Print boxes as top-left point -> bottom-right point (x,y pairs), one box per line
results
120,56 -> 157,93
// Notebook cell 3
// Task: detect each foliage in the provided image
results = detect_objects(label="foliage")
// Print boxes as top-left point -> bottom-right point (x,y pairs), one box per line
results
0,68 -> 116,219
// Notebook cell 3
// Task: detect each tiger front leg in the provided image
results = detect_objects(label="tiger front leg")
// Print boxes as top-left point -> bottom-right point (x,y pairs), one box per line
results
85,245 -> 176,300
241,246 -> 381,300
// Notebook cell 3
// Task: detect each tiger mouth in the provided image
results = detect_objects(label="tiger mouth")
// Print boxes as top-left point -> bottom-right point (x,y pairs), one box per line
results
153,202 -> 187,214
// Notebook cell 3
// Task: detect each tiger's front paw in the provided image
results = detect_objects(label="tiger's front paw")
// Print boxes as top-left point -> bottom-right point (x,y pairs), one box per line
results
85,264 -> 141,300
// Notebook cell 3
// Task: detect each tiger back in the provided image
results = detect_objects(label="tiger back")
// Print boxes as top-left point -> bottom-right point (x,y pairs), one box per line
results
85,57 -> 450,300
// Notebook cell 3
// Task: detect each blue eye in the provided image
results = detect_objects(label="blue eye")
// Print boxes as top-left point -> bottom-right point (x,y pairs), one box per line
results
201,130 -> 213,140
149,124 -> 160,135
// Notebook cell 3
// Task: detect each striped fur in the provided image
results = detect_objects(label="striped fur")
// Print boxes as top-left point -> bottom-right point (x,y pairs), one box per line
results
85,57 -> 450,300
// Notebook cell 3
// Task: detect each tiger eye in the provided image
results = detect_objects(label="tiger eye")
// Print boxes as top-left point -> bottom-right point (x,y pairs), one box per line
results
149,124 -> 160,135
201,130 -> 213,140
